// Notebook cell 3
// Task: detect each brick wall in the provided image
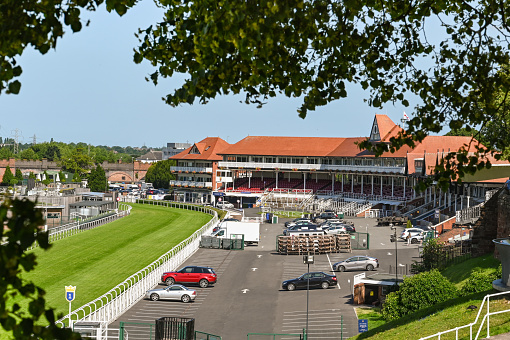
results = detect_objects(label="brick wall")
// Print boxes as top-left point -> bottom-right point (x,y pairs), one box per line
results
471,188 -> 510,256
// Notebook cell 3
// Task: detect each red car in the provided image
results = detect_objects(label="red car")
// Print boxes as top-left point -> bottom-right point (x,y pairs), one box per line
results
161,266 -> 217,288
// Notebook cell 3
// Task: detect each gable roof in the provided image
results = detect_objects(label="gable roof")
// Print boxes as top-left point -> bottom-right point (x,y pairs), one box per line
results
170,137 -> 230,161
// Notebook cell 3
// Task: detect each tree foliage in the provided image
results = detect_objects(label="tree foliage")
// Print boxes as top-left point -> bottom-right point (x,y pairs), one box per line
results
144,160 -> 176,189
88,165 -> 108,192
0,0 -> 137,95
0,197 -> 82,339
131,0 -> 510,188
2,165 -> 14,185
381,269 -> 459,321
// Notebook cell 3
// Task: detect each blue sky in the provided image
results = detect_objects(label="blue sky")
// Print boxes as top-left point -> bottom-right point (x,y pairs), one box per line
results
0,2 -> 413,148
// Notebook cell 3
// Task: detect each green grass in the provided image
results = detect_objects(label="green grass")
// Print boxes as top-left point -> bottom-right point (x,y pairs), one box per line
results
351,254 -> 510,339
18,203 -> 212,319
441,254 -> 501,288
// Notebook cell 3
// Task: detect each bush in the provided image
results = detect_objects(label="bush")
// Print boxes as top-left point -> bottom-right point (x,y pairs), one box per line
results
462,265 -> 502,295
382,269 -> 459,321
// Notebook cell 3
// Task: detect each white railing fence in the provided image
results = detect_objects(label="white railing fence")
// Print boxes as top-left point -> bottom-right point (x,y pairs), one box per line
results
419,290 -> 510,340
22,204 -> 132,251
56,201 -> 218,329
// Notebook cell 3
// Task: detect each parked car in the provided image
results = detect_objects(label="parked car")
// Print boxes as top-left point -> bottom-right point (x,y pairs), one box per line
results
285,217 -> 311,228
344,225 -> 356,233
161,266 -> 217,288
283,223 -> 319,235
313,212 -> 338,222
216,201 -> 234,209
333,256 -> 379,272
400,228 -> 425,241
145,284 -> 197,303
282,272 -> 337,291
324,224 -> 348,235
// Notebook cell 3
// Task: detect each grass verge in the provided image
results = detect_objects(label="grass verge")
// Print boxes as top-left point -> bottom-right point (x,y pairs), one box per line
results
351,254 -> 509,339
17,203 -> 211,321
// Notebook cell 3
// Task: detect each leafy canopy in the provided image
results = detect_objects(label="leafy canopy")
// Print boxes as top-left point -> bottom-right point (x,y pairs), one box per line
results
133,0 -> 510,188
0,0 -> 137,94
0,197 -> 82,339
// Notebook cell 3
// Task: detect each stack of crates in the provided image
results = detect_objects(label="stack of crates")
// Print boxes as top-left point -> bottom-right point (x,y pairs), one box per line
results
335,234 -> 352,253
277,235 -> 347,254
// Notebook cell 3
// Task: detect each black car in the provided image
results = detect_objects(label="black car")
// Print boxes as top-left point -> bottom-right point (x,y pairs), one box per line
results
345,225 -> 356,233
282,223 -> 318,235
313,212 -> 338,222
282,272 -> 337,291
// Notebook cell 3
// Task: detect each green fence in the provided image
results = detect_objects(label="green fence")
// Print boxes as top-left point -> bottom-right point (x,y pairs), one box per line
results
247,329 -> 306,339
350,232 -> 370,250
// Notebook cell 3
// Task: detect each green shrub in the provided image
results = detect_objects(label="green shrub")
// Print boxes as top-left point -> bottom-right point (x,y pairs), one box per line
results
462,265 -> 501,295
382,269 -> 459,321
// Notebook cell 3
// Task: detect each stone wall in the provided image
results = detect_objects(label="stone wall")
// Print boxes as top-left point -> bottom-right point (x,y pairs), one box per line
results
471,188 -> 510,256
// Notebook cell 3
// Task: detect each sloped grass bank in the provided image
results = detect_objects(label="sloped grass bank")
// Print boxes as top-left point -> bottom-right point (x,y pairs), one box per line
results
20,203 -> 211,318
352,254 -> 510,339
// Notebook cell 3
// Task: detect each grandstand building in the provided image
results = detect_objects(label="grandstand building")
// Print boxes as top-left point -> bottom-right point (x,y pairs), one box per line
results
170,115 -> 505,214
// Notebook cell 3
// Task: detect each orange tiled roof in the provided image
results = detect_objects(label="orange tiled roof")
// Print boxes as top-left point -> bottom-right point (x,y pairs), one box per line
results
171,137 -> 230,161
218,136 -> 347,157
375,114 -> 404,142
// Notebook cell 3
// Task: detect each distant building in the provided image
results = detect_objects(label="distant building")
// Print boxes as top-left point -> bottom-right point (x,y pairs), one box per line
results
137,150 -> 163,163
162,143 -> 192,160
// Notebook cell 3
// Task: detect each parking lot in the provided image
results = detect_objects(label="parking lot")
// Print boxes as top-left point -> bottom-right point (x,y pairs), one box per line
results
111,213 -> 421,339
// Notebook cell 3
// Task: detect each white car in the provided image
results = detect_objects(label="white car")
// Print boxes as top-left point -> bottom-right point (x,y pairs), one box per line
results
400,228 -> 425,242
145,284 -> 197,303
324,224 -> 348,235
216,202 -> 234,209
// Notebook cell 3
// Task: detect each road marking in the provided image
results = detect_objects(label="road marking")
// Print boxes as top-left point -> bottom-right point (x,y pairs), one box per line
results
242,289 -> 249,294
251,268 -> 258,271
261,246 -> 264,249
326,254 -> 341,290
387,252 -> 392,255
380,242 -> 385,245
399,263 -> 406,267
257,255 -> 262,258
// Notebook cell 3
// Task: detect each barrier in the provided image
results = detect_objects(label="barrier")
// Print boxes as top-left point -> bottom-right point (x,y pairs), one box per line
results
56,202 -> 218,328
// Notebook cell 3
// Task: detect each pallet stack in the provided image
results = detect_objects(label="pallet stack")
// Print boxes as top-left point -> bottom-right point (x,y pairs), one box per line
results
335,234 -> 352,253
277,234 -> 351,254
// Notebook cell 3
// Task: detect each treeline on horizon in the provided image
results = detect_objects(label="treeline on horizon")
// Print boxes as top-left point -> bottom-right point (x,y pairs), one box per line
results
0,138 -> 161,164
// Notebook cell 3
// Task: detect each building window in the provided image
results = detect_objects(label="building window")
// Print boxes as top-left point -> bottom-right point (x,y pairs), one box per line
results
122,176 -> 126,180
252,156 -> 263,163
292,158 -> 304,164
265,157 -> 276,163
237,156 -> 248,162
354,158 -> 363,166
363,158 -> 373,166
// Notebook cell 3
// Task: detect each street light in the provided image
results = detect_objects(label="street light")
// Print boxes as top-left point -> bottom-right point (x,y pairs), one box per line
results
390,224 -> 398,285
303,254 -> 314,337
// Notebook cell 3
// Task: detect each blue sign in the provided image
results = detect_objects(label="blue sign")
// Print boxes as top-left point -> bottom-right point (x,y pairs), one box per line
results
213,192 -> 225,196
358,319 -> 368,333
65,286 -> 76,302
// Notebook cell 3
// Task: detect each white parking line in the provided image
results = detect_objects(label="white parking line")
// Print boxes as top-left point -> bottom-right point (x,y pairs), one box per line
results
326,253 -> 341,290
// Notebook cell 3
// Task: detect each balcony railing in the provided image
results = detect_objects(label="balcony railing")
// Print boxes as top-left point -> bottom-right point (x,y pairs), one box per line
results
169,180 -> 212,189
217,161 -> 404,174
170,166 -> 213,173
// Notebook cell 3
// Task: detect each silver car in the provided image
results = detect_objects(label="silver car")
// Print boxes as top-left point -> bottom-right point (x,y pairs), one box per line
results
333,256 -> 379,272
145,284 -> 197,303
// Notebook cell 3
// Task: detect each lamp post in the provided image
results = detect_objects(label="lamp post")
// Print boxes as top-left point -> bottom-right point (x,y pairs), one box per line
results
303,254 -> 314,337
390,224 -> 398,284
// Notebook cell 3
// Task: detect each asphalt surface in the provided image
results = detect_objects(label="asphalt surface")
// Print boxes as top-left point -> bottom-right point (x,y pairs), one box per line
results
110,210 -> 422,339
